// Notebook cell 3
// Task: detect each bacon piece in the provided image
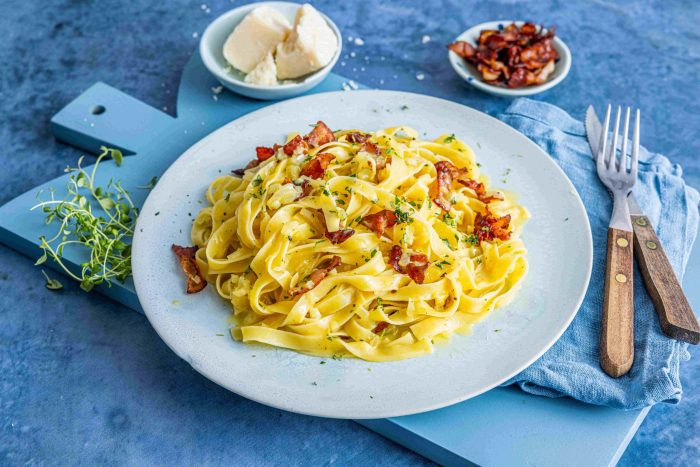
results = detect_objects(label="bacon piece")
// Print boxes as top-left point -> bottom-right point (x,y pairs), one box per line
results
457,175 -> 503,204
474,208 -> 512,244
388,245 -> 429,284
256,146 -> 275,161
362,210 -> 398,238
283,135 -> 309,156
477,63 -> 501,82
372,321 -> 389,334
294,180 -> 312,201
434,160 -> 503,210
289,256 -> 341,296
360,141 -> 380,155
300,153 -> 335,179
171,244 -> 207,293
433,161 -> 461,211
345,132 -> 371,144
477,29 -> 499,45
519,22 -> 538,36
325,228 -> 355,244
305,121 -> 336,147
448,41 -> 477,63
520,38 -> 559,69
232,159 -> 260,176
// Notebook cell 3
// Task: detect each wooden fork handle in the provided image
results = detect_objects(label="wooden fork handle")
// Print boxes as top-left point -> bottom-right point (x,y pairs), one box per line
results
600,228 -> 635,377
631,215 -> 700,344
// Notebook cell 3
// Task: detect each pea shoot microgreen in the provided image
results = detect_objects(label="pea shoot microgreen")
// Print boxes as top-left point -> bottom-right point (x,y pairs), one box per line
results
32,146 -> 139,292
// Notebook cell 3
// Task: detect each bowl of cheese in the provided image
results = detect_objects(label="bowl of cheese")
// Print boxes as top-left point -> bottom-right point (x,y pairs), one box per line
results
200,1 -> 342,100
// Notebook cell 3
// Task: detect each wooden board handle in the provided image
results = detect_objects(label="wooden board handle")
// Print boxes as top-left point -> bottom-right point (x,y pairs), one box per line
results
631,215 -> 700,344
600,228 -> 635,377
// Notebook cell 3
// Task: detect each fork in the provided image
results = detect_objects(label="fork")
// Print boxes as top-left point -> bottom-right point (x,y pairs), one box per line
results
596,104 -> 640,378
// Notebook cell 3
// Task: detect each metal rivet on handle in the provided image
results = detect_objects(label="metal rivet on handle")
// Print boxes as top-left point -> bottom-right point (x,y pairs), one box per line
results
615,273 -> 627,283
616,238 -> 629,248
635,217 -> 648,227
646,240 -> 657,250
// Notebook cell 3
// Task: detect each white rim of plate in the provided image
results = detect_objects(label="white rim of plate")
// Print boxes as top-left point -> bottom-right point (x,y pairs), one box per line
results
132,90 -> 592,419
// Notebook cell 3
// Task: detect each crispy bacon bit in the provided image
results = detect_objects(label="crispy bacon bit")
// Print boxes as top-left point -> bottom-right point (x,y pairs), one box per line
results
474,208 -> 512,243
362,210 -> 398,238
294,180 -> 312,201
325,228 -> 355,244
300,152 -> 335,179
232,159 -> 260,176
448,22 -> 559,89
434,161 -> 503,210
448,41 -> 477,60
289,255 -> 341,296
433,161 -> 462,212
256,146 -> 275,161
372,321 -> 389,334
283,135 -> 309,156
171,244 -> 207,293
345,132 -> 371,144
360,141 -> 380,155
305,121 -> 336,147
388,245 -> 429,284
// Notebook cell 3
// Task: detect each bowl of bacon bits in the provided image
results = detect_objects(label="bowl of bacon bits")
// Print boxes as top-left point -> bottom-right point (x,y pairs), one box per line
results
447,20 -> 571,97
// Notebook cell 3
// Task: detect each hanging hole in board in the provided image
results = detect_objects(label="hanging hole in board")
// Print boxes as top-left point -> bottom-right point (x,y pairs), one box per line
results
91,105 -> 106,115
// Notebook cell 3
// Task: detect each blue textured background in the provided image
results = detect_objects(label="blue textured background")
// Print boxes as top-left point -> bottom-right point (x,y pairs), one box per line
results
1,0 -> 699,465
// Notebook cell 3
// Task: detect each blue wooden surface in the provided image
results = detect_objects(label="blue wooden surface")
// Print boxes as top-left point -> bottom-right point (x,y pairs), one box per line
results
1,1 -> 699,465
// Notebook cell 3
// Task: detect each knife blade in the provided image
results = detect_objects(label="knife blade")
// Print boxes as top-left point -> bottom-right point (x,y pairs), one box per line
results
584,106 -> 643,216
584,105 -> 700,344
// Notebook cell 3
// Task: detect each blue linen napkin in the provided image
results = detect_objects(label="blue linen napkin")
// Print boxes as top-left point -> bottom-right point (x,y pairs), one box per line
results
499,99 -> 700,409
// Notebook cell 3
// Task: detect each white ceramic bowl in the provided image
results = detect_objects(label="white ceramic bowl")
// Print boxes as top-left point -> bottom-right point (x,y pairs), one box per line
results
199,1 -> 342,100
448,20 -> 571,97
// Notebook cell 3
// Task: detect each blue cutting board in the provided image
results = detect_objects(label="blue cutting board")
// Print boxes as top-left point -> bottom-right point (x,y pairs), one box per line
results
0,51 -> 649,466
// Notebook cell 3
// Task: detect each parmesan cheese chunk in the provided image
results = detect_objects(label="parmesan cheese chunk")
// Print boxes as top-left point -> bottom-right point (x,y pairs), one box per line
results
244,51 -> 277,86
274,4 -> 338,79
222,6 -> 291,73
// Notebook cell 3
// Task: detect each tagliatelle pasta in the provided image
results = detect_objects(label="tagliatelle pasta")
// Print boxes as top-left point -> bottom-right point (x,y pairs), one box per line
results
186,122 -> 528,361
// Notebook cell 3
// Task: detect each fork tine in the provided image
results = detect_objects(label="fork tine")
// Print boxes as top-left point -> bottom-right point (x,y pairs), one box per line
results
630,109 -> 640,180
608,106 -> 622,171
597,104 -> 611,174
618,107 -> 631,173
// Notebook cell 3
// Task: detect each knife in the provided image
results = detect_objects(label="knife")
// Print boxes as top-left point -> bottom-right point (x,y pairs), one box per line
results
585,106 -> 700,344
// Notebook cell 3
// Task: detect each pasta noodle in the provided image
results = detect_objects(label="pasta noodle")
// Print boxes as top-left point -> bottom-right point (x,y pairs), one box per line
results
189,123 -> 528,361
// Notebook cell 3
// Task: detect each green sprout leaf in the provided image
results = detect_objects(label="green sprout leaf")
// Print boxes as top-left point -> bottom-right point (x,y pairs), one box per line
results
41,270 -> 63,291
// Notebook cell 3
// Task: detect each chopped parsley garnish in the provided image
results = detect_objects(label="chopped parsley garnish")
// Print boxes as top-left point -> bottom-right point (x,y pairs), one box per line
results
252,174 -> 263,187
444,134 -> 456,143
434,260 -> 451,269
390,195 -> 413,224
464,234 -> 479,246
442,212 -> 456,227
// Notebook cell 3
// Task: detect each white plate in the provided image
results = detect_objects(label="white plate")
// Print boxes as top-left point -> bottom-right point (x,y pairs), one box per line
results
132,91 -> 592,419
448,21 -> 571,97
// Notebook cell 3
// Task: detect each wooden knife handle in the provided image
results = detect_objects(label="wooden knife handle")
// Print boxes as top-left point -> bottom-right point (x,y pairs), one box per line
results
631,215 -> 700,344
600,228 -> 635,377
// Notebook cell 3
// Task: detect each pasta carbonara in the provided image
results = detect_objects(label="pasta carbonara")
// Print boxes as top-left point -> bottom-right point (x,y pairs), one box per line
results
185,121 -> 528,361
